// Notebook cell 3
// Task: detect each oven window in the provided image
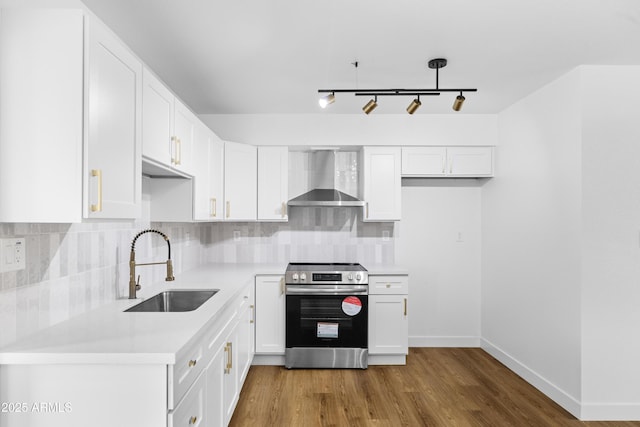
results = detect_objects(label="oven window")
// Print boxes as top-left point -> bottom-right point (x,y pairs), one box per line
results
286,295 -> 368,348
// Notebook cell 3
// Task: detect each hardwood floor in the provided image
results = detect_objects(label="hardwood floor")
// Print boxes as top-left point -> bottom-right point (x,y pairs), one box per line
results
230,348 -> 640,427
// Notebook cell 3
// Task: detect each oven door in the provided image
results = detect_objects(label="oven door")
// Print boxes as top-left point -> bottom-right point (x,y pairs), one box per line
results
286,294 -> 368,349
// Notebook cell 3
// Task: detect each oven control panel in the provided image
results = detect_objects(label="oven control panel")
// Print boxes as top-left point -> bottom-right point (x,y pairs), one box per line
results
285,270 -> 368,285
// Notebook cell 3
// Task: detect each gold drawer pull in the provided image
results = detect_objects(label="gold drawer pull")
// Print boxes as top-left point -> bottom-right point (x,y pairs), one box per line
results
211,198 -> 217,217
226,201 -> 230,218
386,283 -> 391,288
189,415 -> 197,424
188,359 -> 197,367
90,169 -> 102,212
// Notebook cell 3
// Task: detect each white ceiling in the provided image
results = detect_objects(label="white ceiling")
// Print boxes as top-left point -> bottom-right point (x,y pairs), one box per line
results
81,0 -> 640,115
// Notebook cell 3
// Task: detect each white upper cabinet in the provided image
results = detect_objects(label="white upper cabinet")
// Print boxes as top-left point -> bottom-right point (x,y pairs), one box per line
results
141,67 -> 172,165
402,146 -> 493,177
0,9 -> 142,222
142,68 -> 195,176
361,147 -> 402,222
224,142 -> 257,221
257,146 -> 289,221
84,15 -> 142,219
193,122 -> 225,221
401,147 -> 447,176
0,9 -> 84,222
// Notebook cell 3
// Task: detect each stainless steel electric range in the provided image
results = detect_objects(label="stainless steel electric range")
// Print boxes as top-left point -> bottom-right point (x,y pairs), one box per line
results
284,262 -> 368,369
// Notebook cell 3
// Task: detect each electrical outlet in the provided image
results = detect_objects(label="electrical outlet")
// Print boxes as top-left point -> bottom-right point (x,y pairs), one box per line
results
382,230 -> 390,242
0,238 -> 25,272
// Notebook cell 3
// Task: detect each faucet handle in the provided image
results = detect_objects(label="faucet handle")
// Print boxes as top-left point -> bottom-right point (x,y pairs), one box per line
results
136,275 -> 141,291
166,259 -> 175,281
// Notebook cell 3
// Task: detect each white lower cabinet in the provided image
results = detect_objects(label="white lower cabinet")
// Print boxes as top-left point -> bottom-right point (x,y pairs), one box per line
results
203,283 -> 254,427
254,275 -> 286,354
368,275 -> 409,358
170,370 -> 206,427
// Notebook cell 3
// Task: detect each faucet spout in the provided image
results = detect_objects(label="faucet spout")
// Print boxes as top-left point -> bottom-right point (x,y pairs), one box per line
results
128,229 -> 175,299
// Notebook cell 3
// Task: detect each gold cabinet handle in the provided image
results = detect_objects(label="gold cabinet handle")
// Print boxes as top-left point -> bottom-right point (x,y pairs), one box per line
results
229,342 -> 233,370
188,359 -> 197,367
366,202 -> 369,219
404,298 -> 407,316
90,169 -> 102,212
171,136 -> 177,164
280,277 -> 285,295
224,343 -> 229,374
189,416 -> 197,425
250,304 -> 255,324
281,201 -> 287,218
176,138 -> 182,165
226,201 -> 230,218
210,198 -> 217,217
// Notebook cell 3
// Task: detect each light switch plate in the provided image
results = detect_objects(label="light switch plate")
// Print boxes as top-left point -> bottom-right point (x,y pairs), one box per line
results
0,238 -> 26,272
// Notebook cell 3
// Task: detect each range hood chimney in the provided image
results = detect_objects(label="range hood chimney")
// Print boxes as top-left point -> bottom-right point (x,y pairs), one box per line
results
288,151 -> 364,207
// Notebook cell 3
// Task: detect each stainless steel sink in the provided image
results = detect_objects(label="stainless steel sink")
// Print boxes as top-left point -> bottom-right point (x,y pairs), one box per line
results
125,289 -> 219,312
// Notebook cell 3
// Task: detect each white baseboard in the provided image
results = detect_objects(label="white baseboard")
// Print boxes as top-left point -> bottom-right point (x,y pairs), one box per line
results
481,338 -> 582,419
409,335 -> 481,347
368,354 -> 406,365
580,403 -> 640,421
252,354 -> 285,365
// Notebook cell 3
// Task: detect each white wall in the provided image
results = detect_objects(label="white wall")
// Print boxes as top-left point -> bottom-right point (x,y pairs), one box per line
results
201,113 -> 497,147
397,180 -> 482,347
482,69 -> 583,415
580,66 -> 640,420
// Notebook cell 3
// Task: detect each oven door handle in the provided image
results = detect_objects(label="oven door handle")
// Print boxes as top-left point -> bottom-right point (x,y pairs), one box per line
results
286,286 -> 368,295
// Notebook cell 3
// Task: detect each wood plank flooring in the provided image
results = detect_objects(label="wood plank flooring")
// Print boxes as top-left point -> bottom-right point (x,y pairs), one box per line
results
230,348 -> 640,427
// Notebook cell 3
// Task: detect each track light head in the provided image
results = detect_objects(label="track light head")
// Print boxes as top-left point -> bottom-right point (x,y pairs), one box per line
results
406,97 -> 421,114
363,97 -> 378,114
452,93 -> 465,111
319,93 -> 335,108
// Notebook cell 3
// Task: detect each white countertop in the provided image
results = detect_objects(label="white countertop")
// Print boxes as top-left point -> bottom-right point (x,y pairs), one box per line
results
366,264 -> 409,275
0,262 -> 405,365
0,263 -> 285,365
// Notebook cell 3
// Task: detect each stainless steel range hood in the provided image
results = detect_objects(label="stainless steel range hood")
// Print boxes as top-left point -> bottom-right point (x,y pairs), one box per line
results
287,150 -> 364,208
288,189 -> 364,207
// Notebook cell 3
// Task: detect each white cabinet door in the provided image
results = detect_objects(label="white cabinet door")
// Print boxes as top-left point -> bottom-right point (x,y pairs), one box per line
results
224,141 -> 257,221
401,146 -> 494,177
368,294 -> 408,355
0,9 -> 83,222
401,147 -> 447,176
361,147 -> 402,221
142,67 -> 173,165
84,15 -> 142,219
236,285 -> 255,384
209,139 -> 225,221
255,276 -> 286,354
173,98 -> 196,175
447,146 -> 493,176
222,325 -> 240,426
257,146 -> 289,221
205,342 -> 226,427
193,122 -> 212,220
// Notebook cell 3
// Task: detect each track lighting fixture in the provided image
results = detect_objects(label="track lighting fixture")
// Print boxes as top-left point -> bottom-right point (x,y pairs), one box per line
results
318,58 -> 476,113
318,92 -> 335,108
452,92 -> 465,111
406,96 -> 421,114
362,96 -> 378,114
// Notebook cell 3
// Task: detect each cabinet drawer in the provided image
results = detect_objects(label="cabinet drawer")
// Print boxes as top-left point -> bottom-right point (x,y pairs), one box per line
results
369,275 -> 409,294
169,370 -> 206,427
169,337 -> 206,410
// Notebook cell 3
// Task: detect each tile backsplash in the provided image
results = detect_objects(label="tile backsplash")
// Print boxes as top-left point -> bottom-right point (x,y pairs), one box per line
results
0,207 -> 394,347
